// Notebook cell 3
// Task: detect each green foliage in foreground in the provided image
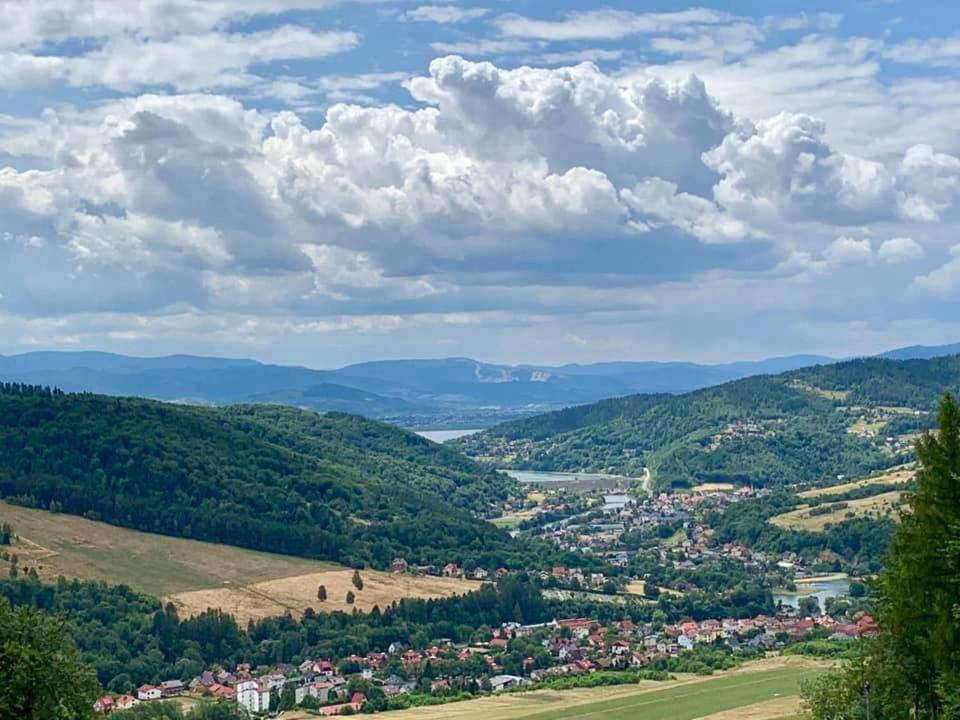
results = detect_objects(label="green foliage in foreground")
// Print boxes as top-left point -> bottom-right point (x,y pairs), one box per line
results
0,598 -> 99,720
0,384 -> 536,570
802,394 -> 960,719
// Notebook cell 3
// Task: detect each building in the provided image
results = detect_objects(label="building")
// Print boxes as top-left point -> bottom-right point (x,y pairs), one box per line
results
160,680 -> 184,697
137,685 -> 162,701
236,679 -> 271,714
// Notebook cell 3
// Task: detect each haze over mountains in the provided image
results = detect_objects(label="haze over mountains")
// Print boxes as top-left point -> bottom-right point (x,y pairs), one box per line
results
1,343 -> 959,429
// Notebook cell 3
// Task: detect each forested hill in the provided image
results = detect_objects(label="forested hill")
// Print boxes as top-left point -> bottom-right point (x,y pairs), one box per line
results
455,354 -> 960,490
0,384 -> 531,570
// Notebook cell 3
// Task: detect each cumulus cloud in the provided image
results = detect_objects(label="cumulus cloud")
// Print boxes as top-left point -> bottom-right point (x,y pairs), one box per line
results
824,237 -> 873,266
3,46 -> 960,360
704,113 -> 898,226
914,245 -> 960,296
878,237 -> 924,263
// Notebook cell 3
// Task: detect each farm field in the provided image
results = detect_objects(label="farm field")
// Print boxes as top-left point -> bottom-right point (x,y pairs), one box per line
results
333,657 -> 824,720
0,501 -> 483,623
769,491 -> 904,532
798,466 -> 915,500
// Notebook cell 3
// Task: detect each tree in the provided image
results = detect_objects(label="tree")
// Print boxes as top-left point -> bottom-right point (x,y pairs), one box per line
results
0,599 -> 99,720
317,585 -> 327,601
346,591 -> 355,604
352,570 -> 364,591
803,394 -> 960,719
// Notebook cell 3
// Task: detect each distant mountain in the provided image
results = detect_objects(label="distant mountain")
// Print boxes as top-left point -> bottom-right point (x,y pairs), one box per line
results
2,342 -> 958,428
456,353 -> 960,491
878,343 -> 960,361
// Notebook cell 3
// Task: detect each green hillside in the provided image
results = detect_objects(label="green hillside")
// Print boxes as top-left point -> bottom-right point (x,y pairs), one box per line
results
456,355 -> 960,490
0,384 -> 528,570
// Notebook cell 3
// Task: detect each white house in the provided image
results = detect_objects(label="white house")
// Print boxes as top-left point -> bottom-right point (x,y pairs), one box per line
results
236,679 -> 271,714
137,685 -> 162,701
489,675 -> 526,693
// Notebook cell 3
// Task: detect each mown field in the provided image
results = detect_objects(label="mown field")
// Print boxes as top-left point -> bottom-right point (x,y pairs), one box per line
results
797,465 -> 914,500
338,657 -> 825,720
770,491 -> 903,532
0,501 -> 483,623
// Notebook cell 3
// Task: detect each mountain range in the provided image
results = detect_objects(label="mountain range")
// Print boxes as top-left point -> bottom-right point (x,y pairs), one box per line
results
1,343 -> 959,429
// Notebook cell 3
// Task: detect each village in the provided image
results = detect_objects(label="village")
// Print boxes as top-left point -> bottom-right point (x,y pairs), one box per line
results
92,604 -> 875,716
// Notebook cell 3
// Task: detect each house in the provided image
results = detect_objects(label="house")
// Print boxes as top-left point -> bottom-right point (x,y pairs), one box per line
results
115,696 -> 138,711
207,684 -> 236,700
473,567 -> 489,580
317,693 -> 366,716
442,563 -> 462,578
489,675 -> 526,693
137,685 -> 162,701
236,679 -> 271,714
94,696 -> 114,713
160,680 -> 184,697
296,681 -> 332,705
392,557 -> 409,573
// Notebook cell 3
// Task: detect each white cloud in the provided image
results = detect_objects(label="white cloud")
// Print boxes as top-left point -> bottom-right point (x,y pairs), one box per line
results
824,236 -> 873,265
429,39 -> 536,56
914,244 -> 960,296
403,5 -> 488,23
885,36 -> 960,67
494,8 -> 730,41
0,26 -> 360,92
878,237 -> 924,263
704,112 -> 898,226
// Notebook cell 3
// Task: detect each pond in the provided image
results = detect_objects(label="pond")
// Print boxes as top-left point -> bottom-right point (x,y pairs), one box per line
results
773,578 -> 851,609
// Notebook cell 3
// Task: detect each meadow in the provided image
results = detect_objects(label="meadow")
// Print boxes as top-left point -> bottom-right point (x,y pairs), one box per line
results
0,501 -> 482,623
347,657 -> 824,720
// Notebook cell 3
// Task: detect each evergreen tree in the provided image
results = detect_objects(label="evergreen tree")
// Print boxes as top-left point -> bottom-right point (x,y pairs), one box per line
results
317,585 -> 327,601
803,393 -> 960,719
345,591 -> 355,604
352,570 -> 363,591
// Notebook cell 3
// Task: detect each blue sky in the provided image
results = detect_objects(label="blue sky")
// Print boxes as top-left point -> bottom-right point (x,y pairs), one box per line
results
1,0 -> 960,367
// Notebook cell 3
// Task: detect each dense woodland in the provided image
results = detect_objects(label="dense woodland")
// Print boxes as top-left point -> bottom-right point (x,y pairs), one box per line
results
457,354 -> 960,489
0,384 -> 559,571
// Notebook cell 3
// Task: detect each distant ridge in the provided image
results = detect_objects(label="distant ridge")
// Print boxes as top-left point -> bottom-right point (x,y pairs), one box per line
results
1,342 -> 958,428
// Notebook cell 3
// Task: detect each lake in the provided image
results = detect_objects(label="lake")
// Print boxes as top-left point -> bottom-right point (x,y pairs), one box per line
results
773,578 -> 851,609
416,428 -> 483,443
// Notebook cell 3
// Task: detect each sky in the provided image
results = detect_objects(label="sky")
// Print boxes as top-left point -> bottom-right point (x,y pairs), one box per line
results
1,0 -> 960,367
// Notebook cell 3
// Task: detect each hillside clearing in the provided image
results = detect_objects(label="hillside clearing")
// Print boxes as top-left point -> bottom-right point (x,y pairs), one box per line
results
770,491 -> 904,531
335,657 -> 824,720
168,570 -> 485,624
0,501 -> 481,622
798,466 -> 915,499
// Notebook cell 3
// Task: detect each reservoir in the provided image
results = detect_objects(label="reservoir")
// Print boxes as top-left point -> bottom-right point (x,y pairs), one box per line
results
417,428 -> 483,443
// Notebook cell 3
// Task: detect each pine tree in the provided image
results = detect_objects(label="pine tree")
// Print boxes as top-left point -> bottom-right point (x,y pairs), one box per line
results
352,570 -> 364,591
317,585 -> 327,601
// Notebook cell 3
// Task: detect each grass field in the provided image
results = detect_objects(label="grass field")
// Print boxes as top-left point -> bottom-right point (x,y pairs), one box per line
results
770,491 -> 903,531
798,466 -> 915,500
333,657 -> 824,720
0,501 -> 483,622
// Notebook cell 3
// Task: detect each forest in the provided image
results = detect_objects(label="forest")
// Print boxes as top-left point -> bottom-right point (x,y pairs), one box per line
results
456,354 -> 960,489
0,384 -> 550,571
